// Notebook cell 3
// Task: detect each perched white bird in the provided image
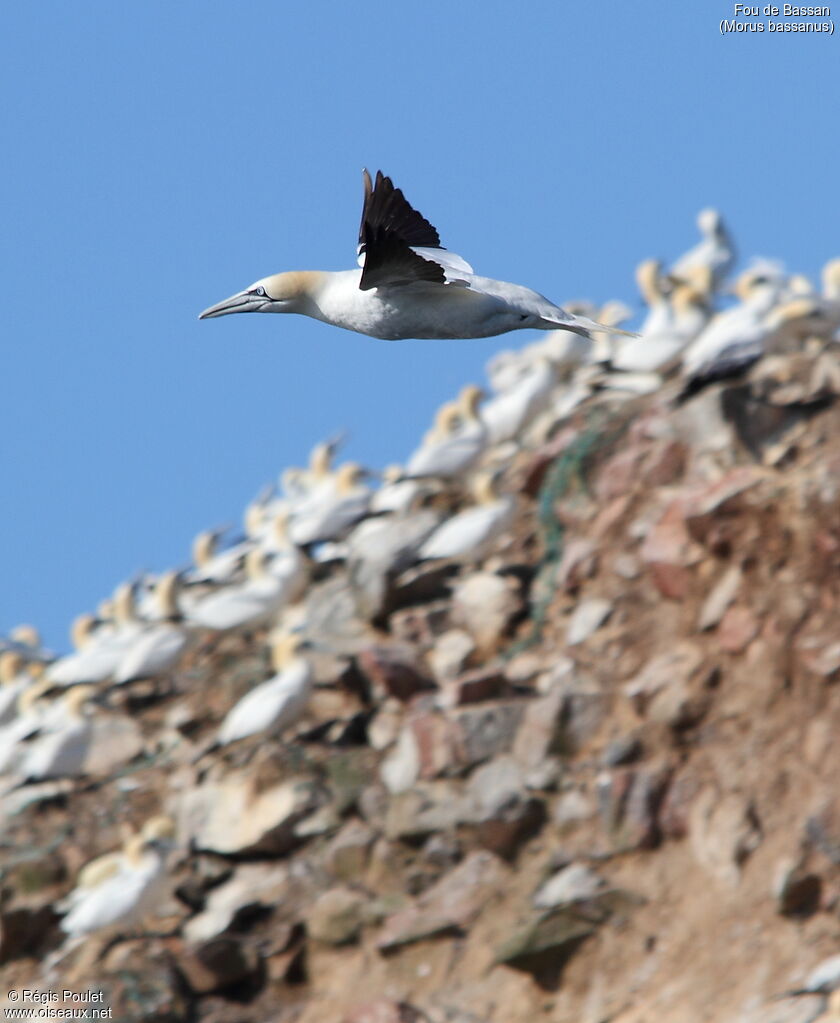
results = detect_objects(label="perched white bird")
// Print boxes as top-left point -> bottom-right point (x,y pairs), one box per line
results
200,170 -> 633,342
611,266 -> 712,373
481,358 -> 555,445
19,685 -> 97,781
419,471 -> 515,561
289,463 -> 372,546
370,465 -> 429,515
762,258 -> 840,348
216,634 -> 313,746
279,435 -> 346,509
59,815 -> 176,939
46,585 -> 141,687
113,573 -> 190,685
2,624 -> 51,665
679,265 -> 793,393
0,652 -> 30,726
406,385 -> 487,479
187,549 -> 293,631
0,679 -> 55,774
671,208 -> 736,291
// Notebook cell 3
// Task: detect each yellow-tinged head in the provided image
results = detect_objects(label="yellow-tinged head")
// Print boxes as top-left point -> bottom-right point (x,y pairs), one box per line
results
112,582 -> 136,625
472,469 -> 503,505
199,271 -> 325,320
821,258 -> 840,300
71,613 -> 98,652
635,260 -> 665,306
64,684 -> 97,716
141,815 -> 177,844
155,572 -> 181,619
0,651 -> 23,685
269,632 -> 305,671
192,530 -> 217,568
335,462 -> 368,494
458,384 -> 485,419
244,548 -> 269,581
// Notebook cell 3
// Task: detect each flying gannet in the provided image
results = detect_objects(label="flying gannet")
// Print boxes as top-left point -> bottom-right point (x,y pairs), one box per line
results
199,170 -> 632,342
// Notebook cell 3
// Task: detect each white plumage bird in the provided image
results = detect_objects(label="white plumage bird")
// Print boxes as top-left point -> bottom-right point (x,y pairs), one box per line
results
680,266 -> 787,389
481,358 -> 555,444
19,685 -> 97,781
0,652 -> 30,726
59,815 -> 176,939
405,385 -> 487,479
113,573 -> 189,685
45,584 -> 141,687
216,634 -> 313,746
419,471 -> 515,562
671,208 -> 736,291
288,463 -> 372,546
199,170 -> 633,342
187,549 -> 295,632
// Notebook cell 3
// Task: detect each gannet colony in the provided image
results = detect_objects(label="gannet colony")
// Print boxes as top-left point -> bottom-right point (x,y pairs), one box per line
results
3,182 -> 840,1022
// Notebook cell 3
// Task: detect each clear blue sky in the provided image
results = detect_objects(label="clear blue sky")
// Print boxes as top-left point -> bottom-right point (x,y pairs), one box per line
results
3,2 -> 838,651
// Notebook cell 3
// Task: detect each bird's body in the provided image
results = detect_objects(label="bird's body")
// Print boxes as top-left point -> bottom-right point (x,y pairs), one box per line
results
481,358 -> 555,444
19,686 -> 96,781
216,637 -> 313,746
114,573 -> 189,684
60,816 -> 175,938
680,270 -> 785,388
671,208 -> 736,291
419,472 -> 515,562
405,385 -> 487,479
200,171 -> 632,343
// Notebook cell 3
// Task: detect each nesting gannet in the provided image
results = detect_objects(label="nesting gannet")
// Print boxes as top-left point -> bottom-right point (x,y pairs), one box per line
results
3,624 -> 51,666
113,573 -> 190,685
280,435 -> 346,510
216,634 -> 313,746
0,679 -> 54,774
679,267 -> 787,392
762,259 -> 840,347
419,471 -> 515,561
671,208 -> 736,291
611,268 -> 712,373
481,357 -> 555,445
0,652 -> 30,725
187,549 -> 291,631
59,815 -> 176,939
199,170 -> 633,342
45,585 -> 141,687
370,465 -> 427,515
405,384 -> 487,478
19,685 -> 97,781
57,823 -> 138,911
289,463 -> 372,546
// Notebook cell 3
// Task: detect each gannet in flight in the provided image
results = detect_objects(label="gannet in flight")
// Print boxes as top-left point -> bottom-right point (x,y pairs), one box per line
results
199,171 -> 631,342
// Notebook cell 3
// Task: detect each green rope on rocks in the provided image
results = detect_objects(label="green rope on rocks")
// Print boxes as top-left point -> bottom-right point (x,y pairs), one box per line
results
508,407 -> 631,655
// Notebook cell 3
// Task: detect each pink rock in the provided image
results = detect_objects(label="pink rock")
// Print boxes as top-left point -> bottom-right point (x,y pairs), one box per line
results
717,605 -> 760,654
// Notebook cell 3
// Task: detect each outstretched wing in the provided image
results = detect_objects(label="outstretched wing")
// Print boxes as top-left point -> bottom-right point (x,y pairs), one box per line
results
357,170 -> 472,291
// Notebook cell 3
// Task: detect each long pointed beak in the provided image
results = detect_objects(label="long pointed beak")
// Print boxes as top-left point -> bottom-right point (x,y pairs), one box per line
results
199,291 -> 265,320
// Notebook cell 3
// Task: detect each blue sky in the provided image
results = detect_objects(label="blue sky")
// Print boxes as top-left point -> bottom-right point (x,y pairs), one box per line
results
3,2 -> 838,650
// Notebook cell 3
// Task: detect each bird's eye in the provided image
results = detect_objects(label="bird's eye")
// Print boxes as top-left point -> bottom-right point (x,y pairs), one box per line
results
253,286 -> 266,297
